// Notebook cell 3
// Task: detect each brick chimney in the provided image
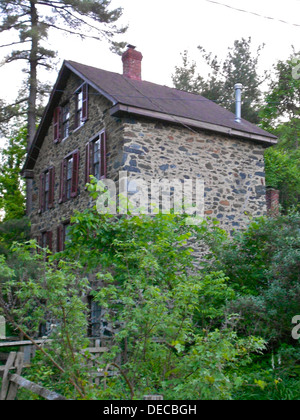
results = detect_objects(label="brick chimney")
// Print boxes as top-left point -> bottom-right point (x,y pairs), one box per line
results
122,45 -> 143,81
266,187 -> 280,216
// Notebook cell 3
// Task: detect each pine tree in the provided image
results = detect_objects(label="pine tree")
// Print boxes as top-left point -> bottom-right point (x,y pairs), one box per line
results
0,1 -> 126,216
0,0 -> 127,145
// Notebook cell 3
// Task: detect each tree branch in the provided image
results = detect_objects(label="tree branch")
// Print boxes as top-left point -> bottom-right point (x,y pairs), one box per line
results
0,40 -> 30,48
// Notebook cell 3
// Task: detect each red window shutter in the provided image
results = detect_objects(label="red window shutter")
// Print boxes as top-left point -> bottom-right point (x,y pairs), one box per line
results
59,160 -> 66,203
39,173 -> 45,213
57,225 -> 63,252
71,150 -> 79,198
48,167 -> 55,209
85,142 -> 91,184
100,131 -> 107,179
53,107 -> 61,143
82,83 -> 88,122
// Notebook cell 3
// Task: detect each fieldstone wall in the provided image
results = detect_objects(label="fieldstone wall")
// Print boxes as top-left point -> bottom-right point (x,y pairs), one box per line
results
120,118 -> 268,233
30,73 -> 269,250
30,72 -> 125,247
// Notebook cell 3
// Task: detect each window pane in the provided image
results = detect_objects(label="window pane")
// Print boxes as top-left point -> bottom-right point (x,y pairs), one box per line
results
45,172 -> 49,192
94,163 -> 100,180
67,157 -> 73,180
76,89 -> 83,126
93,138 -> 100,179
93,139 -> 100,163
62,104 -> 70,138
66,157 -> 73,200
66,180 -> 71,200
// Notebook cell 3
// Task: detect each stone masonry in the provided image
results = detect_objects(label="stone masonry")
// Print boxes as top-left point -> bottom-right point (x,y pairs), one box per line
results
120,118 -> 267,232
30,71 -> 268,247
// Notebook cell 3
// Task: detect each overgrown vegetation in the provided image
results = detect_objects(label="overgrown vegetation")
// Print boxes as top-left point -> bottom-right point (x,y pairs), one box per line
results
0,182 -> 299,400
173,42 -> 300,213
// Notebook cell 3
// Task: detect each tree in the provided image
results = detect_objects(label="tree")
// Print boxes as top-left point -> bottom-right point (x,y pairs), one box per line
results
260,50 -> 300,210
0,0 -> 127,145
57,181 -> 266,400
0,242 -> 92,398
260,50 -> 300,136
0,126 -> 27,221
172,38 -> 267,123
207,212 -> 300,344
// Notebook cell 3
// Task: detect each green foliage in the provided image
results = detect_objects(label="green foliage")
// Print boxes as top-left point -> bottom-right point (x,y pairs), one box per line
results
172,38 -> 266,123
0,241 -> 94,399
265,147 -> 300,211
260,50 -> 300,129
208,213 -> 300,345
260,50 -> 300,211
233,345 -> 300,400
209,213 -> 300,292
0,126 -> 27,221
58,188 -> 266,400
1,181 -> 299,400
0,217 -> 30,255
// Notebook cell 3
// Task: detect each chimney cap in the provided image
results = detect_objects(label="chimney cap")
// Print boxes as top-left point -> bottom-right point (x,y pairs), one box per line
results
234,83 -> 243,90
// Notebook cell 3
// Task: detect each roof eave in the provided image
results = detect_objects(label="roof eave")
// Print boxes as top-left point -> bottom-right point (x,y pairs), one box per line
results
110,104 -> 278,146
64,61 -> 118,106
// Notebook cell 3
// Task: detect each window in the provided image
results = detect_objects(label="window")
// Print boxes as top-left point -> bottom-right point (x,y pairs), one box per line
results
75,83 -> 88,128
62,103 -> 70,139
53,102 -> 70,143
93,138 -> 101,180
85,130 -> 107,183
39,167 -> 55,213
39,230 -> 53,252
59,150 -> 79,203
57,221 -> 71,252
88,298 -> 102,338
66,155 -> 73,200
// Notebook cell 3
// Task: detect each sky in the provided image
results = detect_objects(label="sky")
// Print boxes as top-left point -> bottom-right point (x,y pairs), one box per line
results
1,0 -> 300,104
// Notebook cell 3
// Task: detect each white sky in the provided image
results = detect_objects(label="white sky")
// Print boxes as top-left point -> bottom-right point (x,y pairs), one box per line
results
1,0 -> 300,103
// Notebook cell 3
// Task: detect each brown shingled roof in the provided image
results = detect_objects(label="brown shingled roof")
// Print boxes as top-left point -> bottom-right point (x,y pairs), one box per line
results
22,59 -> 277,172
67,60 -> 277,142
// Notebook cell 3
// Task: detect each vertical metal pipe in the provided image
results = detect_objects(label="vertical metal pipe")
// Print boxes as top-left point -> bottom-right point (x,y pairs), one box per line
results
234,83 -> 243,123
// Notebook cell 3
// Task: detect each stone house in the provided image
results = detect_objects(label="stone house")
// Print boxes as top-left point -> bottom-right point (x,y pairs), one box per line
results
22,45 -> 277,253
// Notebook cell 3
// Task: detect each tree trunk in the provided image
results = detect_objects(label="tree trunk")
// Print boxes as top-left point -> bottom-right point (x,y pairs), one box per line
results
26,1 -> 39,215
28,0 -> 38,147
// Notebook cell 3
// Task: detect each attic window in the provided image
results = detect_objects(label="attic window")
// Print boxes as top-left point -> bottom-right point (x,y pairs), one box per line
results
62,102 -> 70,139
75,83 -> 88,128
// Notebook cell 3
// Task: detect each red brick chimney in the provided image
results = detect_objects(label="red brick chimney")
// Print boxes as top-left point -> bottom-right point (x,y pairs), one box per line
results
122,45 -> 143,81
266,187 -> 280,216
